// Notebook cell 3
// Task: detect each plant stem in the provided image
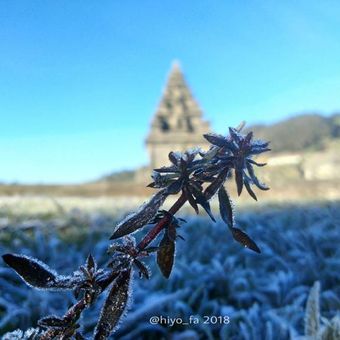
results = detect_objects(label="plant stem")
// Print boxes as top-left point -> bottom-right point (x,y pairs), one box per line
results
137,192 -> 187,250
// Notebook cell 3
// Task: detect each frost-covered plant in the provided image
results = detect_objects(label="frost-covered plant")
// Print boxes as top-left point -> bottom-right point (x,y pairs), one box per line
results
1,124 -> 270,339
302,281 -> 340,340
305,281 -> 321,337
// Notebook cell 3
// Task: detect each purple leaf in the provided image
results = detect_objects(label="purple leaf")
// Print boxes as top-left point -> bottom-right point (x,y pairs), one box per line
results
231,228 -> 261,253
247,158 -> 267,167
166,178 -> 184,194
218,186 -> 234,228
2,254 -> 79,290
190,184 -> 215,222
143,246 -> 159,253
204,169 -> 229,200
94,269 -> 131,339
2,254 -> 58,289
110,189 -> 167,239
244,180 -> 258,201
203,133 -> 228,147
179,158 -> 188,173
235,168 -> 244,196
249,147 -> 271,155
96,271 -> 120,292
86,254 -> 96,272
146,182 -> 156,188
246,163 -> 269,191
200,146 -> 219,160
134,259 -> 150,279
157,233 -> 175,278
167,221 -> 177,241
38,316 -> 68,329
244,131 -> 253,145
184,187 -> 199,214
168,151 -> 179,165
153,165 -> 179,173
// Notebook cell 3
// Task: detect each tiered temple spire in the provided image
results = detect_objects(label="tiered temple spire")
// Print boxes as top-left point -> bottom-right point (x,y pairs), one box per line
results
146,61 -> 210,168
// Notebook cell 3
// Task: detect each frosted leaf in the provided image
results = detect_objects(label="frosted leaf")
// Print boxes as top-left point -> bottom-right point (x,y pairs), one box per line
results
38,315 -> 68,329
189,183 -> 215,222
166,178 -> 184,195
304,281 -> 320,337
320,315 -> 340,340
204,168 -> 229,200
2,330 -> 23,340
86,253 -> 96,272
2,328 -> 40,339
203,133 -> 228,147
168,151 -> 182,164
246,163 -> 269,191
25,328 -> 41,339
244,179 -> 258,201
94,269 -> 132,339
235,167 -> 244,196
153,165 -> 178,173
133,259 -> 150,279
228,127 -> 243,144
246,158 -> 267,167
157,232 -> 175,278
218,186 -> 234,229
95,270 -> 120,292
200,145 -> 219,160
251,138 -> 270,149
110,189 -> 167,240
2,253 -> 57,288
122,235 -> 136,247
149,171 -> 178,188
183,147 -> 201,163
231,227 -> 261,253
186,146 -> 202,156
2,253 -> 80,290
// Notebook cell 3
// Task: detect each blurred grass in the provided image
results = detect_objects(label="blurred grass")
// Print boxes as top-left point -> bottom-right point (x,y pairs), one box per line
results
0,202 -> 339,339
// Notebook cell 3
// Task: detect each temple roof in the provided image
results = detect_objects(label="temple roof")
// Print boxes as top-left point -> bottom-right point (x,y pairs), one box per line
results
146,61 -> 210,143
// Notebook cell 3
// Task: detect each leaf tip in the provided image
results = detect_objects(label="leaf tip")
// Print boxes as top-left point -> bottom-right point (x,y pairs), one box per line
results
2,253 -> 14,265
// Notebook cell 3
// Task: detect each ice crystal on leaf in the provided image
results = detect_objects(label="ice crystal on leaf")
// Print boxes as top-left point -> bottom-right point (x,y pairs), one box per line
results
1,254 -> 79,290
94,269 -> 132,339
110,188 -> 168,240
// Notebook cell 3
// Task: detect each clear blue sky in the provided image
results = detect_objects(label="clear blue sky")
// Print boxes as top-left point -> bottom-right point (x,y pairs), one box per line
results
1,1 -> 340,184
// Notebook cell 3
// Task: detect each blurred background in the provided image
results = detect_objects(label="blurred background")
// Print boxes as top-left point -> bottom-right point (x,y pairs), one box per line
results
0,2 -> 339,339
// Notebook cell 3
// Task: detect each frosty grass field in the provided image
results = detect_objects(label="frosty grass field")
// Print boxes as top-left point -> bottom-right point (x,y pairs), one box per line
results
0,199 -> 339,339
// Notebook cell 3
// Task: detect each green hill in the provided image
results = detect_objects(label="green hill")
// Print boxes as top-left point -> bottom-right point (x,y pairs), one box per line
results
247,113 -> 340,152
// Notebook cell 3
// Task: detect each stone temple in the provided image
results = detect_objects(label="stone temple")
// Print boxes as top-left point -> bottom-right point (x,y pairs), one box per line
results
146,62 -> 211,169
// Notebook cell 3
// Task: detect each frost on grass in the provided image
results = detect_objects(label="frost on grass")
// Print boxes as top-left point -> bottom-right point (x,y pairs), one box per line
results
305,281 -> 320,337
1,203 -> 340,339
2,328 -> 40,340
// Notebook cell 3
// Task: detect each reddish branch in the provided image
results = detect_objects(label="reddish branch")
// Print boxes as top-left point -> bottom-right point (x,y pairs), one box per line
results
137,193 -> 187,250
